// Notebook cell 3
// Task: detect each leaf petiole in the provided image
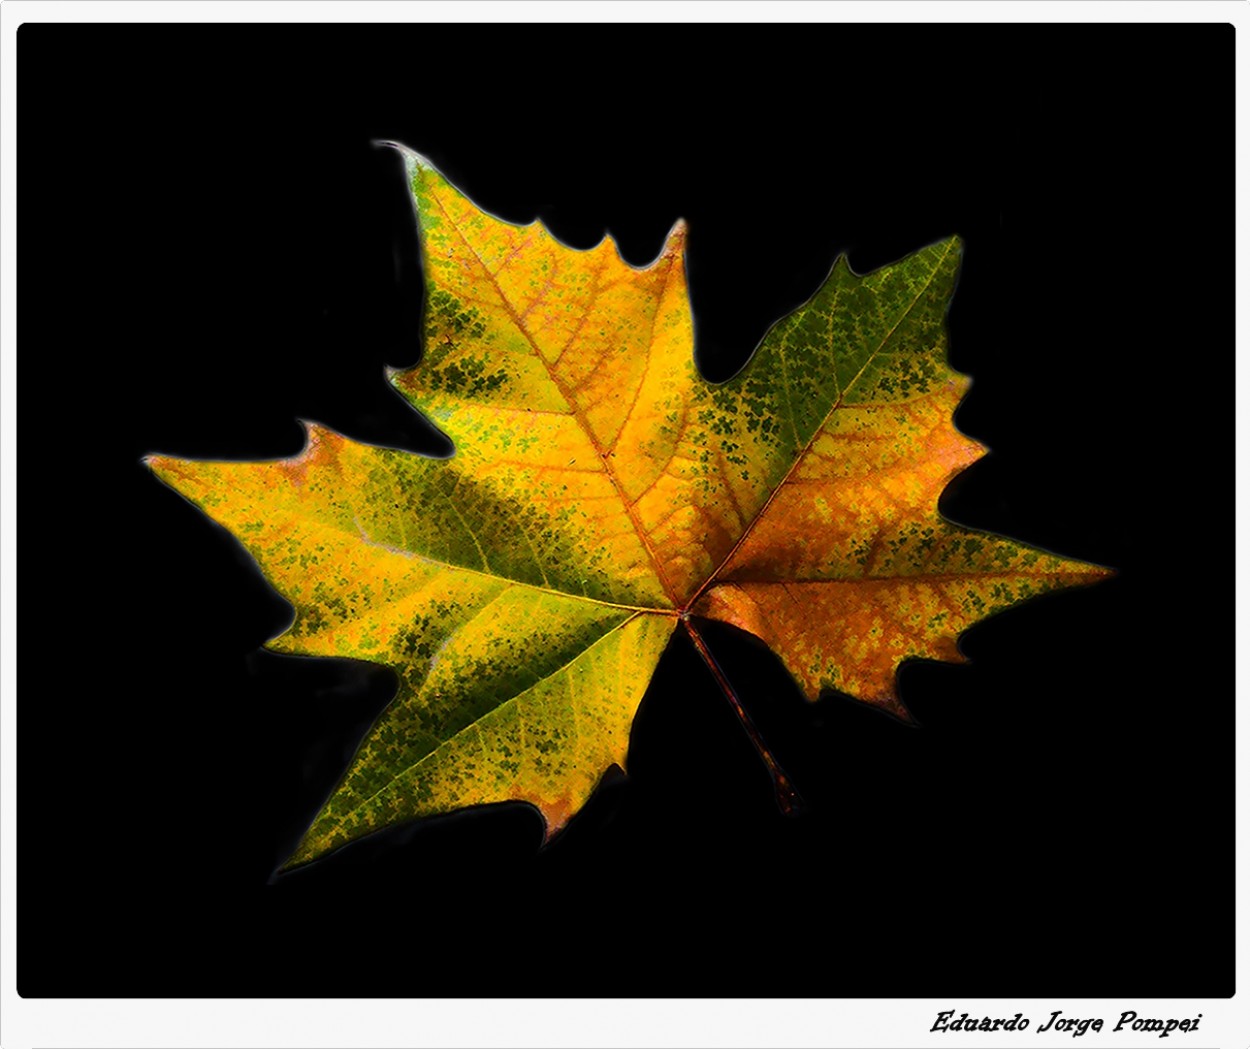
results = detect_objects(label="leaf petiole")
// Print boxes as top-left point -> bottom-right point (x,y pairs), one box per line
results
681,616 -> 805,817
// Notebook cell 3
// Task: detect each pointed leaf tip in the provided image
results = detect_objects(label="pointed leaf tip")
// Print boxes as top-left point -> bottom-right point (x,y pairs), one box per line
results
661,218 -> 689,259
374,139 -> 437,179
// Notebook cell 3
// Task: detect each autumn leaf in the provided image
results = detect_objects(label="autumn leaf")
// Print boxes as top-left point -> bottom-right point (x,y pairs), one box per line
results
147,145 -> 1109,868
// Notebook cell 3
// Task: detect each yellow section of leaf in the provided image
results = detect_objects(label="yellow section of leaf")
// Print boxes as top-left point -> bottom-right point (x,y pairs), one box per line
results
153,423 -> 669,612
393,149 -> 807,605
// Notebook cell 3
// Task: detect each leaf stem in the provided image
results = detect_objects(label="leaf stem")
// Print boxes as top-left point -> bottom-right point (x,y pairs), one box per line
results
682,617 -> 805,816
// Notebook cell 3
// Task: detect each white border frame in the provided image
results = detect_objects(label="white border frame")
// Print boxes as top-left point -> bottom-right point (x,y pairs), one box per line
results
1,2 -> 1243,1048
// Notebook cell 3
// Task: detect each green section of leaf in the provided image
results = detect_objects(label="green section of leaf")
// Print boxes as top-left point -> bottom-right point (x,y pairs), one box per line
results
287,612 -> 674,866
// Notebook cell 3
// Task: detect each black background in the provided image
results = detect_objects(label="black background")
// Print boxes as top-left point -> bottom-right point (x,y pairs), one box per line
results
19,25 -> 1232,997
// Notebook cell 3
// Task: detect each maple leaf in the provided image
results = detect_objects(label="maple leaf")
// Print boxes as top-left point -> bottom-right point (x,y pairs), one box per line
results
147,146 -> 1109,869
